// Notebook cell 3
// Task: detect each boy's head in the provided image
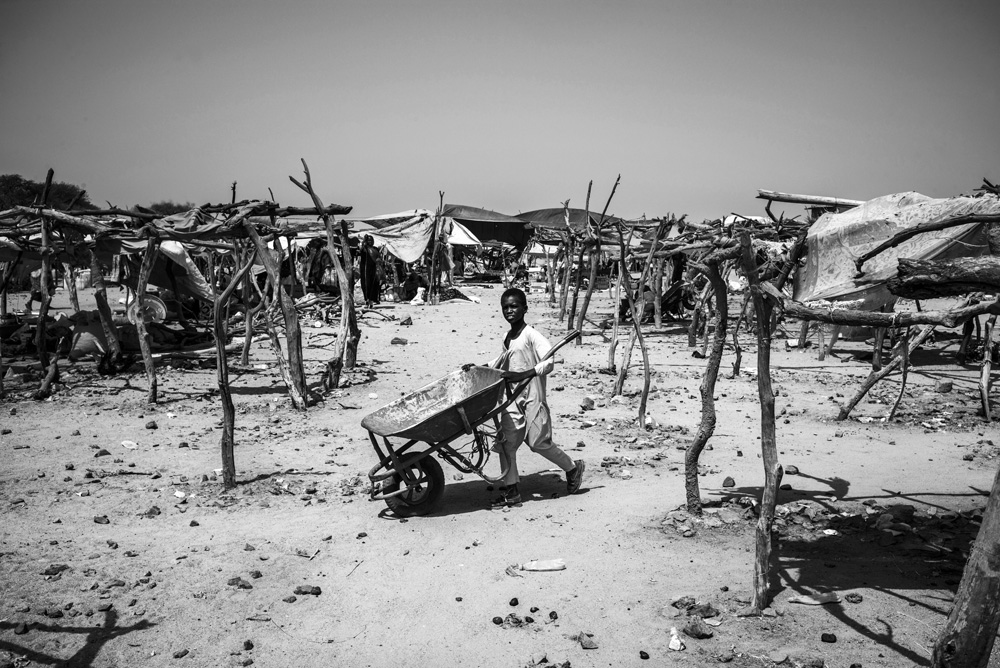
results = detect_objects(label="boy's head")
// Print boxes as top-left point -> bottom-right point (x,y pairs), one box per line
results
500,288 -> 527,308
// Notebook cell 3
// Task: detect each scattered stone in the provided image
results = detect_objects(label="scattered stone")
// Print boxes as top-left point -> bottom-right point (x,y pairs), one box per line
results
785,465 -> 799,475
768,649 -> 789,664
492,616 -> 503,625
244,543 -> 255,551
934,380 -> 953,394
672,596 -> 696,610
688,602 -> 719,618
821,632 -> 837,643
249,570 -> 262,579
243,640 -> 254,651
172,649 -> 189,659
682,617 -> 714,639
293,585 -> 321,596
94,449 -> 111,458
189,520 -> 199,527
141,506 -> 161,518
357,532 -> 368,539
639,650 -> 649,660
94,515 -> 110,524
845,593 -> 863,604
14,623 -> 28,635
530,606 -> 539,613
722,476 -> 735,488
509,597 -> 519,607
580,397 -> 595,411
71,429 -> 81,436
400,316 -> 413,326
282,596 -> 297,603
146,420 -> 158,429
549,610 -> 558,620
577,631 -> 598,649
834,431 -> 844,438
228,577 -> 253,590
41,564 -> 70,576
97,603 -> 112,612
716,649 -> 735,663
390,337 -> 408,345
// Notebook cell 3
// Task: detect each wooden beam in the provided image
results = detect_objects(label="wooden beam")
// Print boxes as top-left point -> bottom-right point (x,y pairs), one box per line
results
756,189 -> 863,208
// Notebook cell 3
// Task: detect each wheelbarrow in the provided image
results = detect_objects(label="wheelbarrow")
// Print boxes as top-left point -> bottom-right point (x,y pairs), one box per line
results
362,330 -> 581,516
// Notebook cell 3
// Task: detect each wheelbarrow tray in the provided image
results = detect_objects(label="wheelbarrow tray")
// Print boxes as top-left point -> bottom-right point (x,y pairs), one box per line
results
361,366 -> 506,443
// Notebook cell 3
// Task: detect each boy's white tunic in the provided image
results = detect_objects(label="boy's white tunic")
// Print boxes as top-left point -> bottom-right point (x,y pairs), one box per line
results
491,325 -> 557,452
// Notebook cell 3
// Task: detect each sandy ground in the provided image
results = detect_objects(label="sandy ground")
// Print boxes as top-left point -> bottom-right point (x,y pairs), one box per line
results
1,283 -> 999,668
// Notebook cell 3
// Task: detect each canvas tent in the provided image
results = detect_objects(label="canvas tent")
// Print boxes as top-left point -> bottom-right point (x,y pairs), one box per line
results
441,204 -> 531,248
795,192 -> 1000,308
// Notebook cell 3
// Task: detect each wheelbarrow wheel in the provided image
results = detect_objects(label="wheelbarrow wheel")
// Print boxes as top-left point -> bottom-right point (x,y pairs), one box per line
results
382,452 -> 445,517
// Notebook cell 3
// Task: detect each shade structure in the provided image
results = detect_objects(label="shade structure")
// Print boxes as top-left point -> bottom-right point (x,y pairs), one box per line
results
441,204 -> 532,249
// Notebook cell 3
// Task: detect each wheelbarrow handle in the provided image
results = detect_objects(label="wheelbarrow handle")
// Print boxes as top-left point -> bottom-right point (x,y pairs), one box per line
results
542,329 -> 581,361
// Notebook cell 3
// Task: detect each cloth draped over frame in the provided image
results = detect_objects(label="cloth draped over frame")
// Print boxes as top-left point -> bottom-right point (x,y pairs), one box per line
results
794,192 -> 1000,309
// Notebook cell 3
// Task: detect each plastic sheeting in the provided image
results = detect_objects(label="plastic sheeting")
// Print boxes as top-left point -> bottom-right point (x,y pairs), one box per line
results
795,192 -> 1000,308
363,211 -> 437,263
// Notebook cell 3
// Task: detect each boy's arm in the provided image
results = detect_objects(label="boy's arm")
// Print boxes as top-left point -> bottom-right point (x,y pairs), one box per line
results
531,328 -> 555,377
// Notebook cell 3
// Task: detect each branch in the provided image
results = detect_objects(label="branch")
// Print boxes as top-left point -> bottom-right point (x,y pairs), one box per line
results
760,282 -> 1000,328
854,213 -> 1000,275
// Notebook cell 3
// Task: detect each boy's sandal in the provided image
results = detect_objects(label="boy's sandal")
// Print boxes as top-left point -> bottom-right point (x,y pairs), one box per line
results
491,491 -> 522,508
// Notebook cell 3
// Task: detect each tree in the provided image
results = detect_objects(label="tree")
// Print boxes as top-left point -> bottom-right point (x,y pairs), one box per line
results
145,201 -> 198,215
0,173 -> 95,210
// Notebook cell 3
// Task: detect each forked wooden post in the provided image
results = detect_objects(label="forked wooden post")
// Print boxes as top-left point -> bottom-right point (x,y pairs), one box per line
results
576,175 -> 620,342
289,159 -> 359,389
134,235 -> 160,404
738,232 -> 782,612
243,222 -> 307,410
212,250 -> 258,489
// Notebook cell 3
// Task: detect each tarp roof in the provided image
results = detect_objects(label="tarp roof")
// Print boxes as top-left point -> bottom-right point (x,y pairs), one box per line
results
795,192 -> 1000,308
441,204 -> 531,248
517,207 -> 625,233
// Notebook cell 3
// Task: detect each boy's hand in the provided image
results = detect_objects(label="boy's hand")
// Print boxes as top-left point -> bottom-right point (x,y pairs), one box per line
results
461,363 -> 476,371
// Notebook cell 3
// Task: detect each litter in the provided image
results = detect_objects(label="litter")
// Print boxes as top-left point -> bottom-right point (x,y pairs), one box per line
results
121,441 -> 138,450
787,592 -> 841,606
521,559 -> 566,572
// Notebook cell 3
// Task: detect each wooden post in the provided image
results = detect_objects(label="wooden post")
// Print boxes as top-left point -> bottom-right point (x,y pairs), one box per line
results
243,222 -> 307,409
89,249 -> 122,364
607,262 -> 623,372
739,232 -> 782,613
64,263 -> 80,312
212,250 -> 257,490
652,256 -> 664,329
240,241 -> 254,366
980,315 -> 996,422
545,245 -> 557,306
288,160 -> 359,388
576,176 -> 619,341
428,195 -> 442,303
685,256 -> 730,513
35,171 -> 55,370
932,460 -> 1000,667
887,326 -> 911,421
612,221 -> 665,426
134,236 -> 160,403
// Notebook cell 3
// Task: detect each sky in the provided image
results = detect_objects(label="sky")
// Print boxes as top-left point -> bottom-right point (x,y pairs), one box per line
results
2,0 -> 998,221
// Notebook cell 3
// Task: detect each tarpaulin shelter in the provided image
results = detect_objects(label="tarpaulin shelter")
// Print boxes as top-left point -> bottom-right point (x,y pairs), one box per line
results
118,239 -> 215,303
353,210 -> 437,263
441,204 -> 531,249
795,192 -> 1000,308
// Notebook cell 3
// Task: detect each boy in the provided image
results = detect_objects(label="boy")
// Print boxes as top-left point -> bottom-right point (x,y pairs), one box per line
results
487,288 -> 584,507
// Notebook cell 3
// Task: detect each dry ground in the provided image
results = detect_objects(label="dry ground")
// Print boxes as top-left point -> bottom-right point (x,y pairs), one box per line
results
2,284 -> 998,668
